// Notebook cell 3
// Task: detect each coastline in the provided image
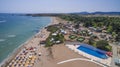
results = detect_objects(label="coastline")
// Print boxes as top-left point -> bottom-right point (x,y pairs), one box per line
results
0,17 -> 53,67
0,17 -> 103,67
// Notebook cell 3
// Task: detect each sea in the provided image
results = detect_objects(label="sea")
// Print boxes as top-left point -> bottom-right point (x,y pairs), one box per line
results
0,14 -> 51,63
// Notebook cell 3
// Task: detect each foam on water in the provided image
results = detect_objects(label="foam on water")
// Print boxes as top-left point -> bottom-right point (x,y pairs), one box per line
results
0,20 -> 6,23
7,35 -> 16,38
0,39 -> 6,42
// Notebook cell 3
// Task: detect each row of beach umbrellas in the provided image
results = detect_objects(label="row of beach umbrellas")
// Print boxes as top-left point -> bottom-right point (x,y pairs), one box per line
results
7,47 -> 37,67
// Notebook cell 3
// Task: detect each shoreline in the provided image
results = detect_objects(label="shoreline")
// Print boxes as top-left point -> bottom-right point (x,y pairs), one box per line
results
0,17 -> 103,67
0,17 -> 53,67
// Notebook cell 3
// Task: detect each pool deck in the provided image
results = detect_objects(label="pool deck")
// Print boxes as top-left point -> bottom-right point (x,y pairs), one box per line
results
66,44 -> 112,67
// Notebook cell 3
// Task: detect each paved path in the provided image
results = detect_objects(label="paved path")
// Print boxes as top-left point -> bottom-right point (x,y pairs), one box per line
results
57,58 -> 106,67
110,43 -> 119,67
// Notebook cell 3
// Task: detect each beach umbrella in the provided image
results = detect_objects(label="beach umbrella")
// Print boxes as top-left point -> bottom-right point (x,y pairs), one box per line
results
24,58 -> 27,62
18,63 -> 21,66
27,65 -> 32,67
29,63 -> 33,66
31,60 -> 34,64
9,62 -> 12,65
14,62 -> 16,65
25,63 -> 28,67
32,56 -> 36,60
16,60 -> 19,63
15,56 -> 19,60
17,62 -> 21,66
31,58 -> 35,63
8,64 -> 12,67
14,64 -> 17,67
12,60 -> 15,62
20,60 -> 23,64
26,60 -> 30,64
22,61 -> 25,65
22,58 -> 24,61
18,57 -> 21,60
29,55 -> 32,58
23,64 -> 25,67
21,64 -> 23,67
11,64 -> 14,67
32,57 -> 35,61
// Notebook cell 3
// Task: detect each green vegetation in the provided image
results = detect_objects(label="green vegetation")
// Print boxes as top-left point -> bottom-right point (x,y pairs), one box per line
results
88,39 -> 112,51
76,37 -> 85,42
96,40 -> 112,51
80,30 -> 89,36
45,35 -> 53,47
45,33 -> 64,47
59,15 -> 120,42
116,32 -> 120,41
69,35 -> 77,39
69,35 -> 85,42
54,34 -> 64,43
91,35 -> 98,39
45,25 -> 64,47
46,25 -> 59,33
88,38 -> 95,45
107,26 -> 113,33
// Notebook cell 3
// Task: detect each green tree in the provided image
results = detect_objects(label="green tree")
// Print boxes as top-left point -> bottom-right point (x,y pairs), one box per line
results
116,32 -> 120,42
112,32 -> 117,38
107,26 -> 113,33
96,40 -> 111,51
88,38 -> 95,45
45,37 -> 53,47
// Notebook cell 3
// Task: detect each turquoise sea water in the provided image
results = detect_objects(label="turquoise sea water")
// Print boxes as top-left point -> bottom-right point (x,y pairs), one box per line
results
0,14 -> 51,63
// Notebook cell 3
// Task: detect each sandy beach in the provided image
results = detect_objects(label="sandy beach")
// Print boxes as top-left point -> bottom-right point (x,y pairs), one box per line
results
1,17 -> 102,67
35,44 -> 102,67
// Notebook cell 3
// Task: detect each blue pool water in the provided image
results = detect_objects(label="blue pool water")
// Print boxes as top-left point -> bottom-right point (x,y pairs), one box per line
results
77,45 -> 108,59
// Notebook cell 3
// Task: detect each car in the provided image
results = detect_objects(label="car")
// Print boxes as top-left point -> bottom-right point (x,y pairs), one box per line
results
114,58 -> 120,66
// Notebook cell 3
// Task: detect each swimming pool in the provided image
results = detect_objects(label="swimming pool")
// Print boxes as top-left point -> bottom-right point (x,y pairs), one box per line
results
77,44 -> 108,59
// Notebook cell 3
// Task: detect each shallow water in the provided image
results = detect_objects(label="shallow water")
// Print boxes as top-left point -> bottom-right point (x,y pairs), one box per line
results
0,14 -> 51,63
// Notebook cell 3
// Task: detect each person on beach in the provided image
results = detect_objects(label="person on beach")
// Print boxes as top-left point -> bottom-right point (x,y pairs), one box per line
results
38,52 -> 42,56
38,57 -> 41,61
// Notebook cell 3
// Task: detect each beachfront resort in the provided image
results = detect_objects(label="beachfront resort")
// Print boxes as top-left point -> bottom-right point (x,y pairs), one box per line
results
1,15 -> 120,67
0,0 -> 120,67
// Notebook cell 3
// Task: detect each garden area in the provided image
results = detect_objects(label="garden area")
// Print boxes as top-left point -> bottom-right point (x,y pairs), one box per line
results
45,24 -> 65,47
77,37 -> 85,42
88,39 -> 112,51
68,34 -> 112,51
69,35 -> 85,42
69,35 -> 77,39
45,33 -> 64,47
46,25 -> 59,33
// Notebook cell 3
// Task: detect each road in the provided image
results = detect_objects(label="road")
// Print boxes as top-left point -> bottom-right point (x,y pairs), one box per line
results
110,42 -> 119,67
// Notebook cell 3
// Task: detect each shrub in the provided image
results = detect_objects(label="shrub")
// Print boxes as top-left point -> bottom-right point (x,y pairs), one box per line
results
47,26 -> 59,33
69,35 -> 77,39
96,40 -> 112,51
77,37 -> 85,42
